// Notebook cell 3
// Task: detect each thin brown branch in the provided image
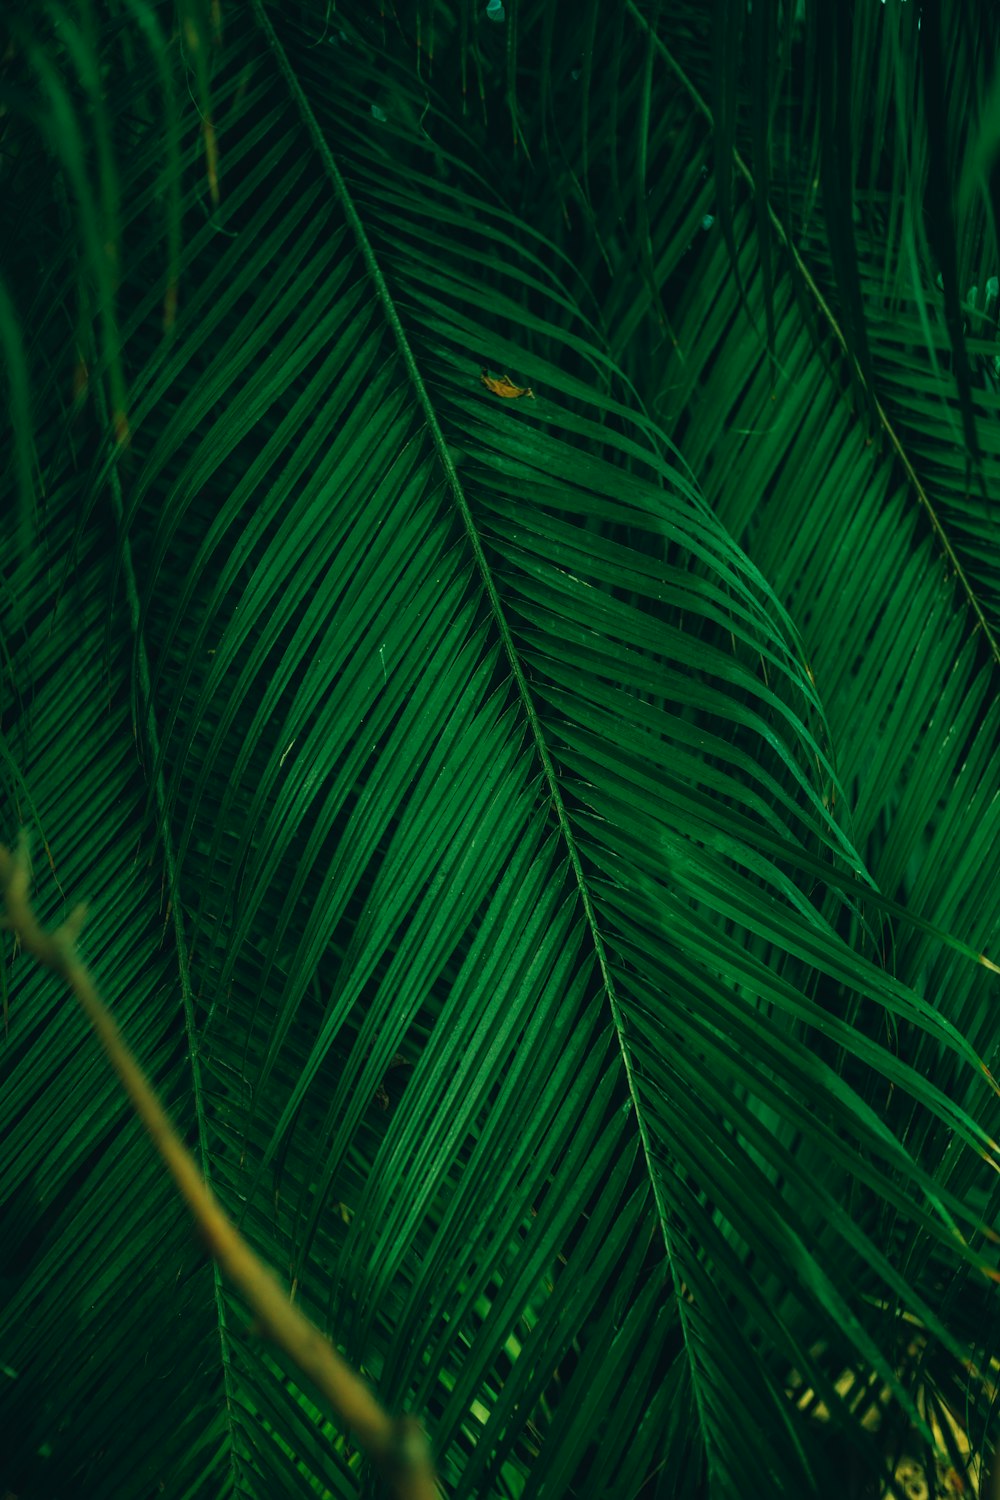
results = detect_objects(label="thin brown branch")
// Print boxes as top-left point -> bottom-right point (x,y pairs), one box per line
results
0,830 -> 440,1500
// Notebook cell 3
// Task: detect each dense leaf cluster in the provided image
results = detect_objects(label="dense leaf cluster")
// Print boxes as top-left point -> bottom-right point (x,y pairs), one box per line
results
2,3 -> 1000,1497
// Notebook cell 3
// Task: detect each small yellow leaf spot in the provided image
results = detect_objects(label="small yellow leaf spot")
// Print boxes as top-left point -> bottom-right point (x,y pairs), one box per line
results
481,367 -> 534,400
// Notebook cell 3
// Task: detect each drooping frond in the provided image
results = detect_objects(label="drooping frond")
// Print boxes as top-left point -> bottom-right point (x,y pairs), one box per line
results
2,4 -> 1000,1499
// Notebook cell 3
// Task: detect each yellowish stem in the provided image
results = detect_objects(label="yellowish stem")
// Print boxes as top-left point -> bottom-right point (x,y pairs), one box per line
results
0,831 -> 439,1500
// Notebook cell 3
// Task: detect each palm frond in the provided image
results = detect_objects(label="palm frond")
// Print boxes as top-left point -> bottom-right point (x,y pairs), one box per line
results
2,4 -> 1000,1499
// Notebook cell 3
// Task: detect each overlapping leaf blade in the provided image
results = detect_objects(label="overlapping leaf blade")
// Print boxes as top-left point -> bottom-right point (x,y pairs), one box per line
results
2,4 -> 1000,1499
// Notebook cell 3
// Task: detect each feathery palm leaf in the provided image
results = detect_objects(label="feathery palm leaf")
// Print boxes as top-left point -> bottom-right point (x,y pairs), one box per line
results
2,3 -> 1000,1499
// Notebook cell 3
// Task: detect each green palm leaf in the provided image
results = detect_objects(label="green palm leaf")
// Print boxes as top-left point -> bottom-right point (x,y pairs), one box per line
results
2,4 -> 1000,1499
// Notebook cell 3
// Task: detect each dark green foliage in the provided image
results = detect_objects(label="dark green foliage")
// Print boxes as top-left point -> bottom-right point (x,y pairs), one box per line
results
2,3 -> 1000,1497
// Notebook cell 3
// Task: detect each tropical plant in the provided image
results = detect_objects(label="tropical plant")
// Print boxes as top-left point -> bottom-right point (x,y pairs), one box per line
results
2,2 -> 1000,1498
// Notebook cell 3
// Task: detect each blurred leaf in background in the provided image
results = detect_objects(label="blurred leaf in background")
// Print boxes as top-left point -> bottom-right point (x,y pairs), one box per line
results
3,2 -> 1000,1498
